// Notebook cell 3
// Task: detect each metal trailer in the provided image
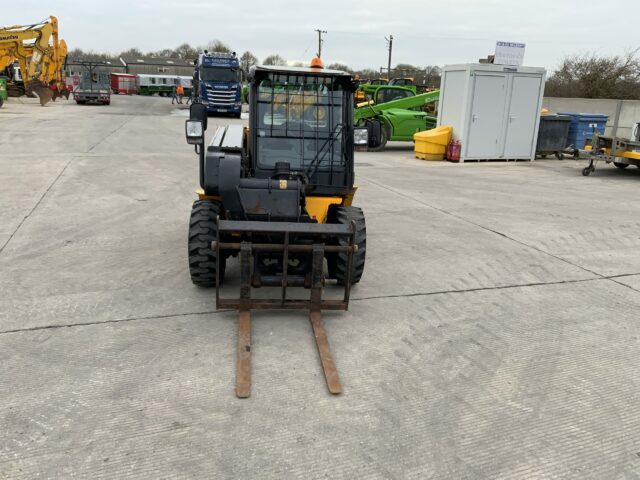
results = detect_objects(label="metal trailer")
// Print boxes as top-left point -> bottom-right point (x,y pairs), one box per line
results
111,73 -> 137,94
73,61 -> 111,105
581,131 -> 640,176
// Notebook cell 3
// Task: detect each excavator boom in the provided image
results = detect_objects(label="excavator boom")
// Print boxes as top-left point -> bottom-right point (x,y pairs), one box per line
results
0,16 -> 68,96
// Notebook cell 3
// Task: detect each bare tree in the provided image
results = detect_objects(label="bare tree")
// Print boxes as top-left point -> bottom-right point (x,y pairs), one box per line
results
423,65 -> 441,88
68,48 -> 116,62
205,40 -> 232,54
240,51 -> 258,77
355,68 -> 379,81
119,47 -> 144,59
546,50 -> 640,99
394,63 -> 418,72
327,62 -> 353,73
263,54 -> 287,66
147,48 -> 176,58
174,43 -> 198,60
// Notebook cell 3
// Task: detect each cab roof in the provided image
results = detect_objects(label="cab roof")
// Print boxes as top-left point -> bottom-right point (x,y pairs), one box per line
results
250,64 -> 352,79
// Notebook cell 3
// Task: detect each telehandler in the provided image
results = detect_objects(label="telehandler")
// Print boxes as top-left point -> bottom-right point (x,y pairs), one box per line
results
185,61 -> 366,398
354,87 -> 440,151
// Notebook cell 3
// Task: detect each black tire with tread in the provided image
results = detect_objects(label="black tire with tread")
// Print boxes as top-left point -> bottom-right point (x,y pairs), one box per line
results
188,200 -> 226,287
327,206 -> 366,284
614,162 -> 629,169
368,125 -> 388,152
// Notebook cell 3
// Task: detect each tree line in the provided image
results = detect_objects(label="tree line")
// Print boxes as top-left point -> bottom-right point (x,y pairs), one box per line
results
545,49 -> 640,100
69,41 -> 640,100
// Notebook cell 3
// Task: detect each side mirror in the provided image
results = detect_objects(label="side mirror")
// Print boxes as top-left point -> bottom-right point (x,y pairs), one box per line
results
186,103 -> 208,145
190,102 -> 207,130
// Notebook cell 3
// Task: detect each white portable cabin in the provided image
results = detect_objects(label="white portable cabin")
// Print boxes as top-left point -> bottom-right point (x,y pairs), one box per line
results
437,64 -> 546,162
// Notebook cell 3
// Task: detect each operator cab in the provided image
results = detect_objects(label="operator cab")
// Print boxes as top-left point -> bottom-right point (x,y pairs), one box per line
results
248,65 -> 357,196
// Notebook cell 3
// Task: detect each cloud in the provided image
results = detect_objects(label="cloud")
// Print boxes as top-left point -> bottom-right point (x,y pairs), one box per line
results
6,0 -> 640,71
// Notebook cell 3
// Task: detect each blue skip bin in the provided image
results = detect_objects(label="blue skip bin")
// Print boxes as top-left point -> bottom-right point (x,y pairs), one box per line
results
559,112 -> 608,149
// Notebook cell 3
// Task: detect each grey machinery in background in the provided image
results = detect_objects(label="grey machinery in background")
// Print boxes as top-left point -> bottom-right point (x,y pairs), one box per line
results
73,61 -> 111,105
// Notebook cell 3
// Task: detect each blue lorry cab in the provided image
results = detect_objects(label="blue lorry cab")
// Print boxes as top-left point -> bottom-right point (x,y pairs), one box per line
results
195,52 -> 242,117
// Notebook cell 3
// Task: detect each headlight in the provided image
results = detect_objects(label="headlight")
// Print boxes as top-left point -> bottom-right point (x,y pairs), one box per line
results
353,127 -> 369,146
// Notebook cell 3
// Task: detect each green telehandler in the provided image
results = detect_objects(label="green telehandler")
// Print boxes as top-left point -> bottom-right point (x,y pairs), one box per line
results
354,87 -> 440,151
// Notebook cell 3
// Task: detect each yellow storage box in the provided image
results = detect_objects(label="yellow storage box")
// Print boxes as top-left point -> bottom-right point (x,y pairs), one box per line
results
414,126 -> 453,161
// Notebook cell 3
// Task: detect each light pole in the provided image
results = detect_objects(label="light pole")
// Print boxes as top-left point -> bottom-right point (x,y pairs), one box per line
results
315,29 -> 327,58
385,35 -> 393,78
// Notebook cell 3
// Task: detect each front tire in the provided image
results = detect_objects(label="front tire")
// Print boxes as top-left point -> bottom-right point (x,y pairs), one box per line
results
188,200 -> 226,287
327,206 -> 366,285
368,123 -> 388,152
614,162 -> 629,169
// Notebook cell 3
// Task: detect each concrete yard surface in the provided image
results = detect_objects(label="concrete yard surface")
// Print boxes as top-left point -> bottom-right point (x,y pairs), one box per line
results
2,95 -> 640,479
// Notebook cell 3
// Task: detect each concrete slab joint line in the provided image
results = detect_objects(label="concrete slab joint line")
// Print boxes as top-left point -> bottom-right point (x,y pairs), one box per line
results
0,158 -> 73,256
362,177 -> 640,295
87,116 -> 133,152
0,308 -> 227,335
3,274 -> 640,336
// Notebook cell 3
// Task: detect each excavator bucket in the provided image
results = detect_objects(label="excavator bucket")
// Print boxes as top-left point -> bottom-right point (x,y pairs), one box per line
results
30,80 -> 54,106
213,219 -> 357,398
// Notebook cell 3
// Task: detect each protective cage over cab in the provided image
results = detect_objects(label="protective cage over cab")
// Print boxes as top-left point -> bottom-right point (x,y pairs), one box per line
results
248,65 -> 356,196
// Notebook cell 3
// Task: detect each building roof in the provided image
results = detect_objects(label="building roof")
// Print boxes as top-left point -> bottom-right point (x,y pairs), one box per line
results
66,57 -> 122,66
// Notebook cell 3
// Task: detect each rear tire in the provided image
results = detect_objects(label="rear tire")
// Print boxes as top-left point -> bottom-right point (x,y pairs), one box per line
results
327,206 -> 366,285
188,200 -> 226,287
614,162 -> 629,169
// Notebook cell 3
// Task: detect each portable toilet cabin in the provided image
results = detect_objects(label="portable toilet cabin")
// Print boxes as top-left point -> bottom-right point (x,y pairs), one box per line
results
437,64 -> 546,162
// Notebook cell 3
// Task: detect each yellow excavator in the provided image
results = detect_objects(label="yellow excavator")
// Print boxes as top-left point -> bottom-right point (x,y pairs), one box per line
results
0,16 -> 68,98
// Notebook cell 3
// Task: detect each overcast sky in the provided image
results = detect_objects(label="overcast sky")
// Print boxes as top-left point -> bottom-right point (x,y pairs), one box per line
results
7,0 -> 640,72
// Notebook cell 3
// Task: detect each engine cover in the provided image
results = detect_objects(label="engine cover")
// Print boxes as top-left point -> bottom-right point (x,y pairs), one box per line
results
236,178 -> 302,221
217,156 -> 303,221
